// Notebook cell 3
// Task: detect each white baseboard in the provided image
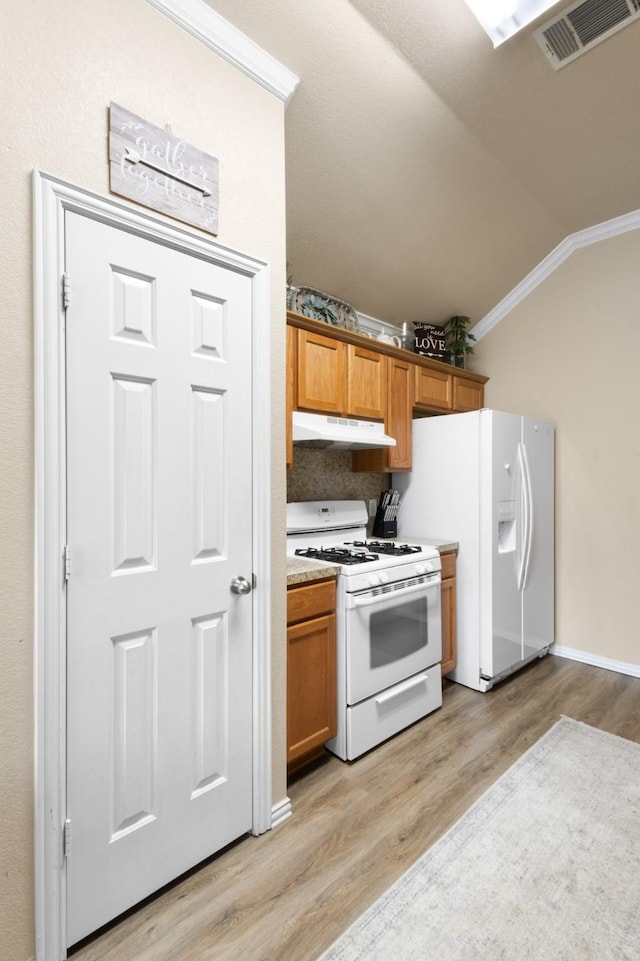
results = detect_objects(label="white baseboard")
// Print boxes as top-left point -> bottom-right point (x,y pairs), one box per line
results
271,796 -> 293,829
552,645 -> 640,679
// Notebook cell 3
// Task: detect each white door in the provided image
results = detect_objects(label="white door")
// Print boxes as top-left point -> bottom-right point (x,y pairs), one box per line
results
65,211 -> 254,946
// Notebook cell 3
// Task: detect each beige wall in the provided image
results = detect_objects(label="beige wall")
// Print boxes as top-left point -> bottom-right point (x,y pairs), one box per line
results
473,228 -> 640,669
1,3 -> 287,958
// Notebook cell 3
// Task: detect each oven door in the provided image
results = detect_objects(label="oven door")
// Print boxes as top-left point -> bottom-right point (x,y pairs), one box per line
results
345,575 -> 442,705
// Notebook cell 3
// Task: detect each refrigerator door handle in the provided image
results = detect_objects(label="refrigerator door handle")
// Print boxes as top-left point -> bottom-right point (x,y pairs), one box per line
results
516,442 -> 534,591
522,442 -> 534,589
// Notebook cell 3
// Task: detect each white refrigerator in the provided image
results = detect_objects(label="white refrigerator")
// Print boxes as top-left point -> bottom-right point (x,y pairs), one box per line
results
394,410 -> 554,692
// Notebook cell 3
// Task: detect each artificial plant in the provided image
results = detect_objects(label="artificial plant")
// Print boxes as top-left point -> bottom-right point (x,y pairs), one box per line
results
298,293 -> 340,325
445,315 -> 476,361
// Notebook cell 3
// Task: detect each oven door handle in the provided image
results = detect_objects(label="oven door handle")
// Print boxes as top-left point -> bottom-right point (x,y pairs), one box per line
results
375,672 -> 429,706
347,577 -> 440,609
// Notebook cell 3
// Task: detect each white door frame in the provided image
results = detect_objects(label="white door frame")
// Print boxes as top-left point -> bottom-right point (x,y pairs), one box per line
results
33,170 -> 273,960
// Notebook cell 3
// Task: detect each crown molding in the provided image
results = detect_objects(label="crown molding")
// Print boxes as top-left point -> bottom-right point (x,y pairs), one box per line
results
473,207 -> 640,342
146,0 -> 299,104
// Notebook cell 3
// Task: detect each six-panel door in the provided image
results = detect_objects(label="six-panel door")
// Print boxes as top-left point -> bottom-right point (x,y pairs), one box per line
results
65,212 -> 254,945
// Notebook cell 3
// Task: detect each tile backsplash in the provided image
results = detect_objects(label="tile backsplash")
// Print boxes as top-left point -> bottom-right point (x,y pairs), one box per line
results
287,448 -> 390,513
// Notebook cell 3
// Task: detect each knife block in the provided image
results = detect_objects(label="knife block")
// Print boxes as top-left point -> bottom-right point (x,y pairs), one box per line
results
372,510 -> 397,540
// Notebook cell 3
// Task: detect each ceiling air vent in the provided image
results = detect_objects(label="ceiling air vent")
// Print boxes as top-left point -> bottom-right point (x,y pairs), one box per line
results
533,0 -> 640,69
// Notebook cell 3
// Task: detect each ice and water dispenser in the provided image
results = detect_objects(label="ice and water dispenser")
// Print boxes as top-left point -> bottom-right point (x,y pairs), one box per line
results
497,500 -> 516,553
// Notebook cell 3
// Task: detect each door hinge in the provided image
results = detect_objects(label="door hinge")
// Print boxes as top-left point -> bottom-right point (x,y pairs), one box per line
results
62,273 -> 71,310
64,544 -> 72,581
63,818 -> 71,859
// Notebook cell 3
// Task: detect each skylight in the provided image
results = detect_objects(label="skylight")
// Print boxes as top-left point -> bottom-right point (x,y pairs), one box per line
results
463,0 -> 560,46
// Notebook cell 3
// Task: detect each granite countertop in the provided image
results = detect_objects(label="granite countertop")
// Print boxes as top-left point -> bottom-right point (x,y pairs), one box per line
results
407,536 -> 458,555
377,535 -> 459,554
287,556 -> 340,586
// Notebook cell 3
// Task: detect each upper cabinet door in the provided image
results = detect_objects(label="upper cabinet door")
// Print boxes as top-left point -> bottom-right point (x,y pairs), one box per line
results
414,366 -> 453,411
346,344 -> 386,420
296,329 -> 346,414
286,324 -> 297,469
352,355 -> 413,473
385,356 -> 413,470
453,375 -> 484,412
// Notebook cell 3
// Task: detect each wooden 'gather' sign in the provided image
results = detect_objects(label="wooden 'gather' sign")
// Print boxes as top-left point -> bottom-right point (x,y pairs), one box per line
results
109,102 -> 219,234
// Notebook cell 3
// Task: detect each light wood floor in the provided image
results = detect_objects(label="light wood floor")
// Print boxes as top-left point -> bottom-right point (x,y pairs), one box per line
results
71,655 -> 640,961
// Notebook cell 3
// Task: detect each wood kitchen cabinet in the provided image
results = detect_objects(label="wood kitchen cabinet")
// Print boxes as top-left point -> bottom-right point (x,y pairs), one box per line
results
286,312 -> 488,471
352,355 -> 414,473
296,328 -> 386,420
414,367 -> 485,414
287,577 -> 337,771
440,550 -> 457,677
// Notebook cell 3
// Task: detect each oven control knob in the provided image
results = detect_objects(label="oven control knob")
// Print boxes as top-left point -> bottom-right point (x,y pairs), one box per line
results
415,563 -> 426,575
369,574 -> 380,586
379,571 -> 389,584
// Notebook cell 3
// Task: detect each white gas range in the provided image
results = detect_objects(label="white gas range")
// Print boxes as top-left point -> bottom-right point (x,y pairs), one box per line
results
287,500 -> 443,760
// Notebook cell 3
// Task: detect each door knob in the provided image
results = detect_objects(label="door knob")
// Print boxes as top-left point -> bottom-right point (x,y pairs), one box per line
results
230,576 -> 252,596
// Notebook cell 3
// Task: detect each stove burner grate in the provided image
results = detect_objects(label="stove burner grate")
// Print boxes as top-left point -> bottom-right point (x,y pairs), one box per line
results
349,540 -> 423,557
294,546 -> 380,565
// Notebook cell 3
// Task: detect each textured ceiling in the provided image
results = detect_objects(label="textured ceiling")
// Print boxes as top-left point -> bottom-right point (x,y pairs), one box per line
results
206,0 -> 640,328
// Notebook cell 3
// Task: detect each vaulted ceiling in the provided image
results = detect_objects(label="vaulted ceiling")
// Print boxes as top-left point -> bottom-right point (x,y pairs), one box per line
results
206,0 -> 640,328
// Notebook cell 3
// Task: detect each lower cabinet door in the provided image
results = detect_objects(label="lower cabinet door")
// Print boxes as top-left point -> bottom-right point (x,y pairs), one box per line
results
440,551 -> 457,676
287,612 -> 337,766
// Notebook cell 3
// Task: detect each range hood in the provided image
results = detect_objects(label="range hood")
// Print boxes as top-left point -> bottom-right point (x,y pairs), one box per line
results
292,411 -> 396,450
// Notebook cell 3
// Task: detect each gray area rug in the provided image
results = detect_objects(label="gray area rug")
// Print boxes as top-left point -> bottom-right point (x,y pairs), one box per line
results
318,717 -> 640,960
